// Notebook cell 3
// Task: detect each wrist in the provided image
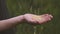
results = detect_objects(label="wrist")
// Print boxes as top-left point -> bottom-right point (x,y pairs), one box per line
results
16,15 -> 25,22
9,15 -> 25,24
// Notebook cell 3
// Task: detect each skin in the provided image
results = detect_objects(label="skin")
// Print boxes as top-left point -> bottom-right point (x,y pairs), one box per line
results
0,14 -> 53,31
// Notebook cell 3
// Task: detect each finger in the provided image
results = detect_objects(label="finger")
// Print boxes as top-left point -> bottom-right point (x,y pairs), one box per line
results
36,17 -> 52,24
49,15 -> 53,18
42,14 -> 53,18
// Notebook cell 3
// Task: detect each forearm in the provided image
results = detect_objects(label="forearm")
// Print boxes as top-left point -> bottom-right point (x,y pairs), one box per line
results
0,15 -> 24,31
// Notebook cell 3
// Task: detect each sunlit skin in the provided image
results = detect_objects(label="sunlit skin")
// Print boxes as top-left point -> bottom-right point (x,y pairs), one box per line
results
24,14 -> 53,24
0,13 -> 53,31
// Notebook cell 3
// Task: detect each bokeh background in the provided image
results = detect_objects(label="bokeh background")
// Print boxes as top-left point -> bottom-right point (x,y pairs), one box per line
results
6,0 -> 60,34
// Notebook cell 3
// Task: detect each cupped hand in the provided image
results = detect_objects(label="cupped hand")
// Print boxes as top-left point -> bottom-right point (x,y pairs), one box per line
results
24,14 -> 53,24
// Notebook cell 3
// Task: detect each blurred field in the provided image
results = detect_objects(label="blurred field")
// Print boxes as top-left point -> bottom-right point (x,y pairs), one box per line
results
6,0 -> 60,34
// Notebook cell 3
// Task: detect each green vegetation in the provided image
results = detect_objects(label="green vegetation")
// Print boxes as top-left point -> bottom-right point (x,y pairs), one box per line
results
7,0 -> 60,34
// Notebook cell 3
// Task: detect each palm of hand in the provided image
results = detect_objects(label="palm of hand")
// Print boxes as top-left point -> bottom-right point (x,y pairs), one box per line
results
24,14 -> 53,24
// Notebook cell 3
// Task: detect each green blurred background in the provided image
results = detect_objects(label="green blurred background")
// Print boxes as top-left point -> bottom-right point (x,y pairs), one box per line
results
6,0 -> 60,34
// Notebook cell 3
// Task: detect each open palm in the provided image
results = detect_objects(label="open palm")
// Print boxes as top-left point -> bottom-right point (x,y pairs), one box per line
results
24,14 -> 53,24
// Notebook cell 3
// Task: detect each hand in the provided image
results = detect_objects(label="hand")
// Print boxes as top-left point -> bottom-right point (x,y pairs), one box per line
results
24,14 -> 53,24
